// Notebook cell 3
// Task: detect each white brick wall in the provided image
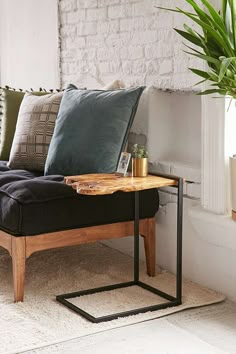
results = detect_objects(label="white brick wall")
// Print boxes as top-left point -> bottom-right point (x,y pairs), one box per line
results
59,0 -> 201,89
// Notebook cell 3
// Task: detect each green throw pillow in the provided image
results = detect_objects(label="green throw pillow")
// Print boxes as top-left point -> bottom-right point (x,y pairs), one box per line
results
45,84 -> 144,176
0,87 -> 55,161
0,88 -> 25,161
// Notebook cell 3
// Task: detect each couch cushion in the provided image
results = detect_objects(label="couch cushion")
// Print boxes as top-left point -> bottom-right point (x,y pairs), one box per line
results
0,162 -> 159,236
45,84 -> 144,176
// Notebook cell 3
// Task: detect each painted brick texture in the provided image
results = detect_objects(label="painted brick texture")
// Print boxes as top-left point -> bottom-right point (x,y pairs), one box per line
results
59,0 -> 201,89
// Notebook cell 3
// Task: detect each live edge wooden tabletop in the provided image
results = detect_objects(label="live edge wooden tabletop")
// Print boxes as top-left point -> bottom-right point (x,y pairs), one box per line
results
64,173 -> 177,196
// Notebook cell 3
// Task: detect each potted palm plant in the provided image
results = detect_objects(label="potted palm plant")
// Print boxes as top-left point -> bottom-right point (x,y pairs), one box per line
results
159,0 -> 236,219
131,144 -> 148,177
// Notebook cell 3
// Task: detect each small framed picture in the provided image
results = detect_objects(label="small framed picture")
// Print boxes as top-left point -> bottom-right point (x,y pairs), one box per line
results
115,152 -> 131,176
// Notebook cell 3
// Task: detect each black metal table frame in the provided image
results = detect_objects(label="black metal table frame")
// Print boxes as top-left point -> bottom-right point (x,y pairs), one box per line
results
56,173 -> 183,323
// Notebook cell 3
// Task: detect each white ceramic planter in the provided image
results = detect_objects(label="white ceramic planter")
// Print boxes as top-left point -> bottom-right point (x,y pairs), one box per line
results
230,156 -> 236,220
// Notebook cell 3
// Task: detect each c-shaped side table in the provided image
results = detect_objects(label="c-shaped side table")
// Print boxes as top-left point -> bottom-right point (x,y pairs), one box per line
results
56,173 -> 183,323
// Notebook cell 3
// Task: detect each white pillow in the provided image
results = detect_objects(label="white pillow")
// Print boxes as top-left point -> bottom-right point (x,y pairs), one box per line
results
102,80 -> 125,90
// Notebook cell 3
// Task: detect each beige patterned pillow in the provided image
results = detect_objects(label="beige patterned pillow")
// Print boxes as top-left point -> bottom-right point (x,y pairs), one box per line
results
8,92 -> 63,171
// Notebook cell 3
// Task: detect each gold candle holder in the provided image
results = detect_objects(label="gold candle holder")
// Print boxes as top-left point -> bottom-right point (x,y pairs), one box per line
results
132,158 -> 148,177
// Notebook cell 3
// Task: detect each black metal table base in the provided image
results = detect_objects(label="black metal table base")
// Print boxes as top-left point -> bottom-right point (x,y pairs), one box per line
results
56,173 -> 183,323
56,281 -> 181,323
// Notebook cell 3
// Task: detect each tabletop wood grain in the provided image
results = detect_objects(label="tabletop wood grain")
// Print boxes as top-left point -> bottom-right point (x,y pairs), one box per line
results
64,173 -> 177,195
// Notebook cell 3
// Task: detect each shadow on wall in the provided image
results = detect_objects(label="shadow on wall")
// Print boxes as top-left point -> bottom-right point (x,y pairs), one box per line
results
129,87 -> 202,180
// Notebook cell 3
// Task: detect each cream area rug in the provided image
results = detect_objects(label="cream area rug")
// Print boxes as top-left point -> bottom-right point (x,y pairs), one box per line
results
0,243 -> 225,354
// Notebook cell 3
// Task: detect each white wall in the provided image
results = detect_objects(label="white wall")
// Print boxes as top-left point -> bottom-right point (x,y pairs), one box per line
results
130,87 -> 201,185
59,0 -> 201,89
134,89 -> 201,169
0,0 -> 60,89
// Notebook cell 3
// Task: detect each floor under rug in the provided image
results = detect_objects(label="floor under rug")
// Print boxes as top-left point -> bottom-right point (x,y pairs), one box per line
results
25,301 -> 236,354
0,243 -> 225,354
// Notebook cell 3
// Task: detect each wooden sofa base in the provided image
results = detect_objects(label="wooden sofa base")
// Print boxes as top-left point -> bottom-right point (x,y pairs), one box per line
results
0,218 -> 156,302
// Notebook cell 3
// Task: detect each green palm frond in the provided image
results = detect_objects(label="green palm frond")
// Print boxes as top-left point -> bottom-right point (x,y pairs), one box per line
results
157,0 -> 236,99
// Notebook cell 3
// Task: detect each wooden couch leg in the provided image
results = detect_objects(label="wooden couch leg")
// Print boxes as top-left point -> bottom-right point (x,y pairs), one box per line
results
11,237 -> 26,302
142,218 -> 156,277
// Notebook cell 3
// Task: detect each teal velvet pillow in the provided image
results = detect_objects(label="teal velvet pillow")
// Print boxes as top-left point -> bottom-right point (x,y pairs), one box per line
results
45,84 -> 144,176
